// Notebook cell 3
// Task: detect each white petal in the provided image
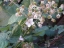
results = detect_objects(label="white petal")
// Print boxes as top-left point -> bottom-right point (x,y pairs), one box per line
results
63,11 -> 64,14
31,22 -> 34,25
46,4 -> 50,8
32,12 -> 35,16
15,13 -> 19,16
56,14 -> 60,18
38,22 -> 42,28
20,8 -> 24,12
48,1 -> 51,4
25,22 -> 31,27
29,18 -> 34,25
50,9 -> 55,14
52,1 -> 55,5
34,14 -> 38,19
59,4 -> 64,10
25,18 -> 34,27
41,1 -> 44,4
27,24 -> 31,27
49,15 -> 52,18
19,36 -> 24,41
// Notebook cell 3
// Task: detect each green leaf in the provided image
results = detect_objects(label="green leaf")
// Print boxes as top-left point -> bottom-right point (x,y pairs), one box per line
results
12,25 -> 22,36
57,25 -> 64,34
0,39 -> 8,48
9,37 -> 18,43
33,30 -> 45,36
58,29 -> 64,34
24,35 -> 33,42
45,25 -> 57,36
8,15 -> 26,24
57,25 -> 64,29
0,25 -> 10,32
33,37 -> 37,40
7,46 -> 12,48
0,32 -> 11,48
53,25 -> 58,30
45,30 -> 55,36
33,26 -> 48,36
2,4 -> 18,15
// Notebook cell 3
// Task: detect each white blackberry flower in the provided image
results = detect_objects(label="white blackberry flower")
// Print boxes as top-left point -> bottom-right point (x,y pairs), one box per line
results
59,4 -> 64,10
56,14 -> 61,19
25,18 -> 34,27
52,1 -> 55,5
41,1 -> 44,4
19,36 -> 24,41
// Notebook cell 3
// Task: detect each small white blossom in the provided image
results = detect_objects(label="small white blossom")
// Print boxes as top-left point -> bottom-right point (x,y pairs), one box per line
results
39,17 -> 43,22
15,12 -> 22,16
59,4 -> 64,10
50,9 -> 55,14
33,14 -> 38,19
19,36 -> 24,41
37,11 -> 42,15
52,1 -> 55,5
37,7 -> 41,11
32,12 -> 35,16
25,18 -> 34,27
63,11 -> 64,14
29,5 -> 32,10
15,13 -> 19,16
51,18 -> 56,22
20,7 -> 24,13
32,5 -> 37,10
56,14 -> 61,19
15,12 -> 21,16
46,4 -> 50,8
39,17 -> 45,24
47,15 -> 52,19
48,1 -> 52,6
37,15 -> 41,20
28,9 -> 32,13
37,11 -> 42,19
41,1 -> 44,4
38,22 -> 42,28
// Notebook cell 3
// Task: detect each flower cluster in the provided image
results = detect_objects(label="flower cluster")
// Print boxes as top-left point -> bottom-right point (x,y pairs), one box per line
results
16,0 -> 64,28
26,0 -> 63,28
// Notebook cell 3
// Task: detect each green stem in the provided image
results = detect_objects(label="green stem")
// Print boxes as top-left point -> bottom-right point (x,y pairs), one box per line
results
12,25 -> 18,34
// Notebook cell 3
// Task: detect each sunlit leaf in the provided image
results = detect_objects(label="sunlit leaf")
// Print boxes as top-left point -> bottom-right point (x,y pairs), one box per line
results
8,15 -> 26,24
